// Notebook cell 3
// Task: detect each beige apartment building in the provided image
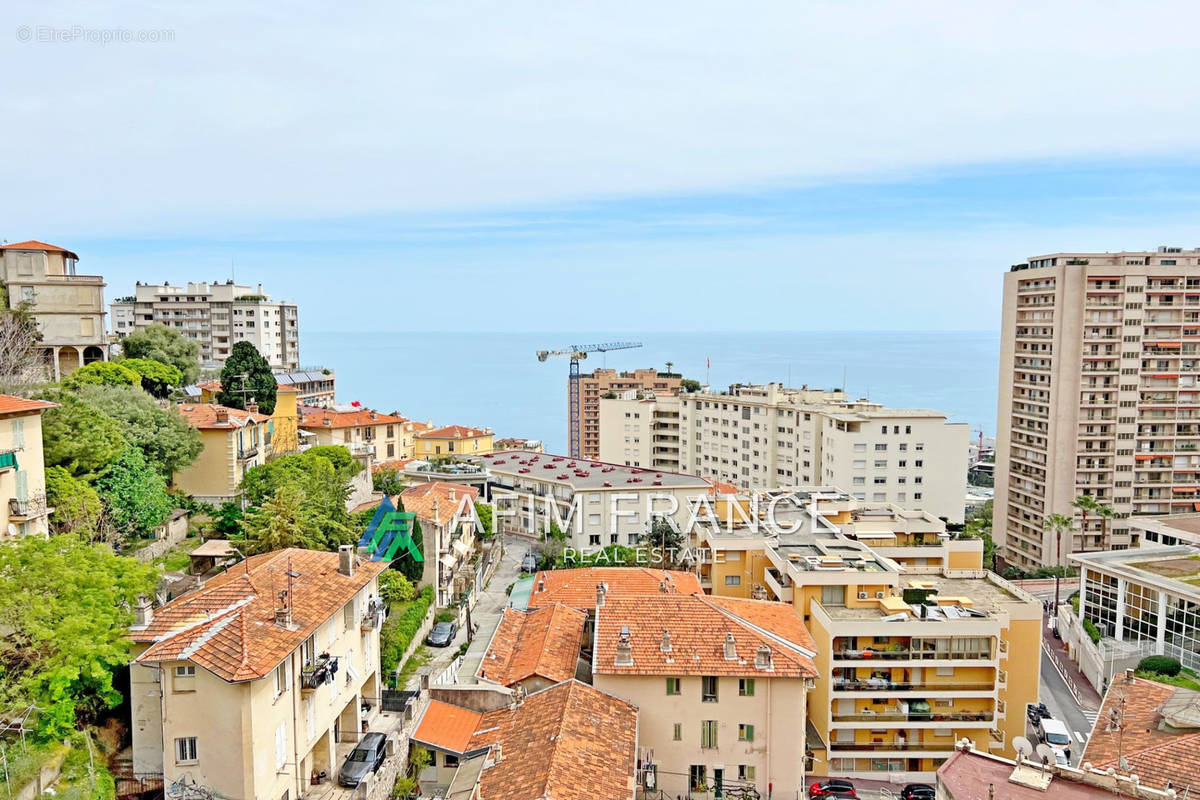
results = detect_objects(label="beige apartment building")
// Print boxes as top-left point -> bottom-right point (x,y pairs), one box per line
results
275,369 -> 336,408
603,383 -> 969,523
994,247 -> 1200,568
174,403 -> 272,504
0,395 -> 56,539
129,547 -> 387,800
576,368 -> 682,459
299,406 -> 410,461
111,280 -> 299,370
0,240 -> 108,378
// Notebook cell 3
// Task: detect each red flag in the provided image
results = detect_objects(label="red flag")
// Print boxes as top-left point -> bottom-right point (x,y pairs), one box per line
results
351,400 -> 361,407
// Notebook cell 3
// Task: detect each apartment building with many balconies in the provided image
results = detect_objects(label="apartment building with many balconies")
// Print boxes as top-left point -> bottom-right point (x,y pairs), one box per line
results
613,384 -> 969,523
995,248 -> 1200,569
111,280 -> 299,370
576,369 -> 682,459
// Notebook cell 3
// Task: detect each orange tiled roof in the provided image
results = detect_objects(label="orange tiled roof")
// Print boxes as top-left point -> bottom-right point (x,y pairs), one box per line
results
299,408 -> 408,429
197,379 -> 298,393
133,548 -> 386,682
412,700 -> 484,753
372,458 -> 416,473
177,403 -> 269,430
594,594 -> 818,678
1082,675 -> 1200,791
467,681 -> 637,800
400,481 -> 479,525
417,424 -> 491,440
527,567 -> 702,611
0,395 -> 57,416
477,605 -> 586,687
704,477 -> 740,495
0,240 -> 78,259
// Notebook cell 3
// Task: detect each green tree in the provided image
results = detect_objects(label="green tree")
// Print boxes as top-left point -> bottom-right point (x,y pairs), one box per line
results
374,468 -> 404,497
1044,512 -> 1074,607
45,466 -> 106,541
213,501 -> 245,538
1096,504 -> 1116,551
73,385 -> 202,478
0,535 -> 157,739
63,360 -> 141,390
119,357 -> 183,398
1073,494 -> 1099,548
640,517 -> 685,566
963,500 -> 995,570
218,341 -> 277,415
680,378 -> 702,393
242,485 -> 319,554
379,570 -> 416,604
119,323 -> 200,385
41,396 -> 129,480
98,448 -> 174,539
475,501 -> 493,539
240,449 -> 356,550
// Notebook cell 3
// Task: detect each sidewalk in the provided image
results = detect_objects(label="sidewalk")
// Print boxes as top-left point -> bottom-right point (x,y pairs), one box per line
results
1041,612 -> 1103,709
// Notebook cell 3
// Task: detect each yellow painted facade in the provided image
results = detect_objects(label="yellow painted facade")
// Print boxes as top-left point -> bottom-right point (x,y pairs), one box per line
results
414,428 -> 494,459
270,388 -> 299,455
173,416 -> 270,503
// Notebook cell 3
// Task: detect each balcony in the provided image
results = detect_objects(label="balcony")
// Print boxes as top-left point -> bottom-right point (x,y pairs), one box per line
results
237,446 -> 259,461
361,600 -> 386,631
9,494 -> 50,520
301,655 -> 338,690
831,711 -> 994,724
832,680 -> 994,693
828,741 -> 958,753
763,568 -> 793,602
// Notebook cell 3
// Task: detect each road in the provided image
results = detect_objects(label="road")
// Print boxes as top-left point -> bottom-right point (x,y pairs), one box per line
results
1037,627 -> 1099,765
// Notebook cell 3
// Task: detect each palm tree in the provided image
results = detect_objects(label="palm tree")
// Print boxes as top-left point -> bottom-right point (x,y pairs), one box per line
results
665,361 -> 675,375
1044,513 -> 1074,608
1096,504 -> 1116,551
1073,494 -> 1099,551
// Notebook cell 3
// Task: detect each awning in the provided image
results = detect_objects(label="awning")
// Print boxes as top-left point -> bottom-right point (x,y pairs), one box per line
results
452,539 -> 470,557
851,531 -> 896,539
439,553 -> 456,568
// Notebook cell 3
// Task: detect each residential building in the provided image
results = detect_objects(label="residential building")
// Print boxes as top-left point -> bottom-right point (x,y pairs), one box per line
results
620,383 -> 970,523
478,450 -> 712,550
1081,673 -> 1200,793
128,547 -> 388,800
524,567 -> 703,612
299,406 -> 410,461
995,248 -> 1200,568
411,680 -> 638,800
577,368 -> 682,460
399,481 -> 481,610
592,591 -> 818,797
0,395 -> 57,539
274,368 -> 336,408
0,240 -> 108,378
1068,545 -> 1200,681
493,437 -> 544,453
110,280 -> 299,370
196,380 -> 302,455
476,604 -> 587,690
1127,512 -> 1200,547
174,403 -> 272,503
415,425 -> 495,459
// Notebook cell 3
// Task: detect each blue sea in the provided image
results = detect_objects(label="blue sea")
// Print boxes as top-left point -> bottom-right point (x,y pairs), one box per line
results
300,331 -> 1000,455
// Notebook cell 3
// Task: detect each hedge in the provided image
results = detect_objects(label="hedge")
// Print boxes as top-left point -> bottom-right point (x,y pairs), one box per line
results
381,586 -> 434,680
1082,618 -> 1102,644
1137,655 -> 1182,677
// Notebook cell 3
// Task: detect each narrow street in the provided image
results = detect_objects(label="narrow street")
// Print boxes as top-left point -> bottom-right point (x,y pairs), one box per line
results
458,536 -> 524,680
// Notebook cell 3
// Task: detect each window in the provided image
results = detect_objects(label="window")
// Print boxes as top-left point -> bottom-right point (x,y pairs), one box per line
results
725,575 -> 741,586
738,724 -> 755,742
673,723 -> 682,741
702,675 -> 719,702
275,723 -> 287,771
690,766 -> 707,790
701,720 -> 719,748
666,677 -> 681,695
175,665 -> 196,678
821,585 -> 846,606
444,754 -> 460,767
739,765 -> 756,782
874,443 -> 887,451
273,662 -> 289,698
739,678 -> 755,696
175,737 -> 198,763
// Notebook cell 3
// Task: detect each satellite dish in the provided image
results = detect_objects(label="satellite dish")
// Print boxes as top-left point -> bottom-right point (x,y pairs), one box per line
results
1013,736 -> 1034,760
1036,743 -> 1056,766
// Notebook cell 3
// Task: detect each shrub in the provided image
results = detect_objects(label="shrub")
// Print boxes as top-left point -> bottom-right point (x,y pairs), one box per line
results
379,570 -> 416,604
1137,655 -> 1182,677
380,586 -> 434,680
435,610 -> 456,623
1082,618 -> 1102,644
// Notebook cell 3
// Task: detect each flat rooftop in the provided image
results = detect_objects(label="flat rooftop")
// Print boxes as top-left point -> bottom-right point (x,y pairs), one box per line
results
821,574 -> 1026,620
1073,545 -> 1200,596
480,451 -> 710,491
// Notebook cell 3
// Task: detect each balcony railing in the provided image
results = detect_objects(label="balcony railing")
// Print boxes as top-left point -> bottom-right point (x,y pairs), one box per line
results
831,711 -> 994,723
237,446 -> 259,461
361,601 -> 386,631
833,648 -> 992,661
828,742 -> 959,752
301,655 -> 338,690
832,680 -> 994,692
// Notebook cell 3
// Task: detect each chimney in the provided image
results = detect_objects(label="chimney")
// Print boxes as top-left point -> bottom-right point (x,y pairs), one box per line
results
215,407 -> 229,424
338,544 -> 355,577
510,684 -> 526,709
323,417 -> 331,427
660,629 -> 672,653
246,399 -> 258,414
615,627 -> 633,666
1125,668 -> 1135,682
537,578 -> 545,593
596,582 -> 607,608
492,743 -> 503,764
275,589 -> 293,629
755,644 -> 773,670
369,411 -> 377,421
724,632 -> 737,661
659,581 -> 668,593
133,595 -> 153,628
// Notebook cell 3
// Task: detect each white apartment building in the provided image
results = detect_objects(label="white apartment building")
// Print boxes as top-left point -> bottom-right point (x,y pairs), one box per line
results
995,248 -> 1200,569
603,384 -> 969,524
111,280 -> 299,370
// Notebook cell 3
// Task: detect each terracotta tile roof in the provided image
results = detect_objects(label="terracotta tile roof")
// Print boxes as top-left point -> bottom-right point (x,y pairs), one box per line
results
412,700 -> 484,753
0,395 -> 57,416
594,594 -> 818,678
1082,675 -> 1200,791
372,458 -> 416,474
527,567 -> 702,611
477,605 -> 586,687
400,481 -> 479,525
417,424 -> 491,440
133,548 -> 385,682
199,379 -> 299,393
467,681 -> 637,800
704,477 -> 740,495
298,408 -> 408,429
0,240 -> 78,259
177,403 -> 270,430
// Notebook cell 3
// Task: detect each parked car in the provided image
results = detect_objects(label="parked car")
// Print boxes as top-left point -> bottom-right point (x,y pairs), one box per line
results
521,552 -> 539,572
426,621 -> 458,647
338,732 -> 387,787
810,780 -> 856,799
901,784 -> 935,800
1026,702 -> 1050,725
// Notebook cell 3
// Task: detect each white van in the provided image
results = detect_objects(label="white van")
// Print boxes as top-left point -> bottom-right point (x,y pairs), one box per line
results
1038,717 -> 1072,758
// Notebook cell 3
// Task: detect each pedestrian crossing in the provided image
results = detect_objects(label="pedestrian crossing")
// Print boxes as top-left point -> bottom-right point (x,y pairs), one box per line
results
1074,710 -> 1100,743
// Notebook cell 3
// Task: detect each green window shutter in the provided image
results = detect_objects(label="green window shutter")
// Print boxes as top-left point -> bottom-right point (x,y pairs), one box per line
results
15,470 -> 28,502
11,419 -> 24,449
0,452 -> 16,470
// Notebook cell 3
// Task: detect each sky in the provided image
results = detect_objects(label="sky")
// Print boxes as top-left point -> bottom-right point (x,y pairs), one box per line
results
4,1 -> 1200,332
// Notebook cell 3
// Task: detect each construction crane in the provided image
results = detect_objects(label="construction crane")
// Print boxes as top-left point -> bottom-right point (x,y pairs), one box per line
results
537,341 -> 643,457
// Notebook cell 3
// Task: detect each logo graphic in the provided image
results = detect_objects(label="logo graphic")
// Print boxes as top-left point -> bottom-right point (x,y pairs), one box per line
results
357,497 -> 422,562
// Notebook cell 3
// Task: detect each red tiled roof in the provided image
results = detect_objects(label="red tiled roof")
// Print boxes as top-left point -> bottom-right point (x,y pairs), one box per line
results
372,458 -> 416,473
417,424 -> 491,440
938,749 -> 1117,800
527,567 -> 702,611
133,548 -> 386,682
477,605 -> 586,687
467,681 -> 637,800
400,481 -> 479,525
299,408 -> 408,429
594,594 -> 818,678
412,700 -> 484,753
0,395 -> 57,416
0,240 -> 78,259
1082,675 -> 1200,791
177,403 -> 269,429
704,478 -> 740,495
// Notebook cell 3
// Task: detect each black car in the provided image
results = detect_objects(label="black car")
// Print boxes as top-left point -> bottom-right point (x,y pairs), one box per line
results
426,621 -> 458,647
810,780 -> 856,799
901,784 -> 935,800
1026,702 -> 1050,725
338,732 -> 387,787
